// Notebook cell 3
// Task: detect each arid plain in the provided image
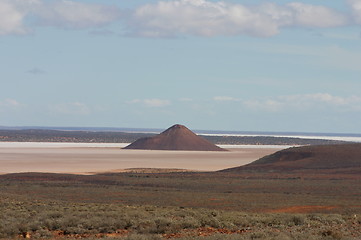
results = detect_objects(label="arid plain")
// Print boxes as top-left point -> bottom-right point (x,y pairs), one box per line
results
1,141 -> 361,239
0,142 -> 286,174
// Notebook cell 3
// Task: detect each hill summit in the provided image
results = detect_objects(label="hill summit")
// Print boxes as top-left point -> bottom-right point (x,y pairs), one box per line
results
124,124 -> 226,151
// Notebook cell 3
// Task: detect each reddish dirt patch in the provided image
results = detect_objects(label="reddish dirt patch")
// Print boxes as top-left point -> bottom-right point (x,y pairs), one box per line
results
163,227 -> 250,239
268,205 -> 338,213
21,228 -> 250,239
37,229 -> 130,239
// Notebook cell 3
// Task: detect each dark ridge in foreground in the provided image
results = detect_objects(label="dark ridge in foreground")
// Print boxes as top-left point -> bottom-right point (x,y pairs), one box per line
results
221,143 -> 361,174
124,124 -> 227,151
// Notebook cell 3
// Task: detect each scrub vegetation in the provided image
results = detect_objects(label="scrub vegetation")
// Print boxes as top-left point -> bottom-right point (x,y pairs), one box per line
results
0,196 -> 360,239
0,172 -> 360,239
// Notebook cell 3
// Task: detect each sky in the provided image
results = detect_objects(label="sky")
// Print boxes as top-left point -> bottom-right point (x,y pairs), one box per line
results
0,0 -> 361,133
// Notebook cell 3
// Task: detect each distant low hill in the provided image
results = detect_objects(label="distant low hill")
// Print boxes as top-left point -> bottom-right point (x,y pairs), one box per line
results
221,143 -> 361,174
0,129 -> 348,145
124,124 -> 226,151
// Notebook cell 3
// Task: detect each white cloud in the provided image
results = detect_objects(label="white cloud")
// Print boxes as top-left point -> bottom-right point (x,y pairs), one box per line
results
0,0 -> 358,37
126,99 -> 141,104
243,99 -> 283,112
0,0 -> 28,35
286,3 -> 347,28
0,98 -> 21,107
127,99 -> 171,107
285,93 -> 347,105
348,0 -> 361,24
213,96 -> 240,101
34,0 -> 120,29
0,0 -> 120,35
52,102 -> 90,115
130,0 -> 282,37
243,93 -> 361,112
144,99 -> 171,107
0,98 -> 23,113
129,0 -> 349,37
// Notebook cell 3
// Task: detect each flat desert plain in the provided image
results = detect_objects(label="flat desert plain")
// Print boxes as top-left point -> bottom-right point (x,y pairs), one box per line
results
0,142 -> 288,174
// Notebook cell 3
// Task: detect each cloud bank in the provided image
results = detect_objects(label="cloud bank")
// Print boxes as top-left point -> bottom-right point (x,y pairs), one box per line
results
0,0 -> 120,35
0,0 -> 28,35
226,93 -> 361,112
349,0 -> 361,24
0,0 -> 360,37
130,1 -> 348,37
35,0 -> 120,29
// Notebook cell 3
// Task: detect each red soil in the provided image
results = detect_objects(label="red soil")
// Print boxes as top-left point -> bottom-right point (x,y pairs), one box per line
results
268,205 -> 338,213
163,227 -> 249,239
19,229 -> 130,239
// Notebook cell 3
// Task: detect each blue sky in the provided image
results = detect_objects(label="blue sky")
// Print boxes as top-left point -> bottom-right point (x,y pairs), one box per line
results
1,0 -> 361,133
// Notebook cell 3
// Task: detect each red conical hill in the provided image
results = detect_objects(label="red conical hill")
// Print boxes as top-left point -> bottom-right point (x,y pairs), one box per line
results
124,124 -> 226,151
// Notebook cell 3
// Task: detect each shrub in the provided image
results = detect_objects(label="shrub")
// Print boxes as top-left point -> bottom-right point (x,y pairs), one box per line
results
289,215 -> 306,226
177,216 -> 201,229
31,228 -> 53,239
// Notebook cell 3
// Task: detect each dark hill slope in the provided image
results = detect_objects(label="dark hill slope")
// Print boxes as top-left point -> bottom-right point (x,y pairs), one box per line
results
124,124 -> 226,151
221,143 -> 361,174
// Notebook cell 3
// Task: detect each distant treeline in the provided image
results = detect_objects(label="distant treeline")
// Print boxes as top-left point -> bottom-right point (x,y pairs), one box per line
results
0,129 -> 348,145
0,129 -> 151,144
204,135 -> 346,146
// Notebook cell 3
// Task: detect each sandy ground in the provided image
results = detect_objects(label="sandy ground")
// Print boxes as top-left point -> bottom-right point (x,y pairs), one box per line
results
0,142 -> 288,174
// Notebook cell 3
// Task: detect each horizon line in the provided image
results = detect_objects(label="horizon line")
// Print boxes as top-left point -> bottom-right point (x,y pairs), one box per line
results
0,125 -> 361,137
